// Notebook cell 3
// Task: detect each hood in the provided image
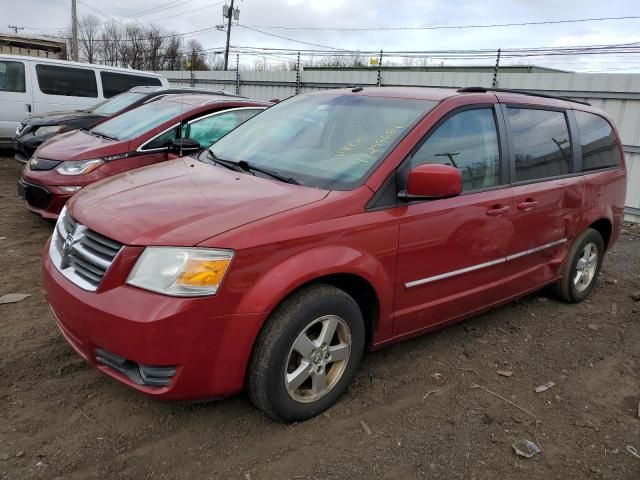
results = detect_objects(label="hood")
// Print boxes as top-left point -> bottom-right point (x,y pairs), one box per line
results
36,129 -> 130,161
24,110 -> 105,127
69,158 -> 329,246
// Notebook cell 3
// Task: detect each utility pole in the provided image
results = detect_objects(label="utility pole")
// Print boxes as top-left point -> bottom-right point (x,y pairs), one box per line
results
223,0 -> 235,71
8,25 -> 24,35
71,0 -> 79,61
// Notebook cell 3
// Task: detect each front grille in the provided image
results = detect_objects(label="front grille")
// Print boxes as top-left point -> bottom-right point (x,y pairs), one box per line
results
49,208 -> 123,291
18,180 -> 51,209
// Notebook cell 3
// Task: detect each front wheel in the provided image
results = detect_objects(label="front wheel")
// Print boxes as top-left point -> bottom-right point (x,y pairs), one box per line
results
247,284 -> 365,422
553,228 -> 604,303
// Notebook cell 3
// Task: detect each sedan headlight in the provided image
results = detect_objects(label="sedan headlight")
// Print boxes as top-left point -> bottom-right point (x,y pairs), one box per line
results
34,125 -> 66,136
55,159 -> 104,175
127,247 -> 234,297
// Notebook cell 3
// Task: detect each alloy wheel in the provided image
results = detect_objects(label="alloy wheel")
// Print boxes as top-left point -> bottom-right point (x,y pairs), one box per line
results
574,242 -> 598,292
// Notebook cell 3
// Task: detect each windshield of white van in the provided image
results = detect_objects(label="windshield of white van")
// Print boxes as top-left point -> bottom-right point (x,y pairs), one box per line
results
88,91 -> 147,116
91,100 -> 185,141
208,94 -> 437,190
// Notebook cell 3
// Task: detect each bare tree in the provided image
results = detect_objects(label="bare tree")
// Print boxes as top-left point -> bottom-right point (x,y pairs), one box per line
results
78,14 -> 101,64
163,35 -> 183,71
144,25 -> 165,71
186,39 -> 209,71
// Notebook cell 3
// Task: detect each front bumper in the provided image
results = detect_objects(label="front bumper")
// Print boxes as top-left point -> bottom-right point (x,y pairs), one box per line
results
42,240 -> 266,400
18,178 -> 72,219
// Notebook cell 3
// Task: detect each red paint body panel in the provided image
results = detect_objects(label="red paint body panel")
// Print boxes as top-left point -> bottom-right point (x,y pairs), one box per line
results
20,97 -> 269,218
41,87 -> 628,401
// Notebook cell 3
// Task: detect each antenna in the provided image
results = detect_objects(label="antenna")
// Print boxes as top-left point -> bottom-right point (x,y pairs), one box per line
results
8,25 -> 25,35
179,48 -> 186,157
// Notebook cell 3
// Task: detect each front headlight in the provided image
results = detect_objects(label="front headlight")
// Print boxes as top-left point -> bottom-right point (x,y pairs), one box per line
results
55,159 -> 104,175
126,247 -> 234,297
34,125 -> 65,137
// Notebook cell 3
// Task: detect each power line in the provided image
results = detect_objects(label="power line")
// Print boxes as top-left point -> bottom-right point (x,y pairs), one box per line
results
124,0 -> 200,19
237,24 -> 347,51
244,15 -> 640,31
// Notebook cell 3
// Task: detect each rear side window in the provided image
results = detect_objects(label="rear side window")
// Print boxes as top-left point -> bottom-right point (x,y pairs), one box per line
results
507,108 -> 571,182
100,72 -> 162,98
0,61 -> 26,92
574,111 -> 622,171
410,108 -> 501,191
36,64 -> 97,97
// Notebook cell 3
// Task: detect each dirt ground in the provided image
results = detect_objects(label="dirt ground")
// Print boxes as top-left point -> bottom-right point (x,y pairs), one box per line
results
0,153 -> 639,480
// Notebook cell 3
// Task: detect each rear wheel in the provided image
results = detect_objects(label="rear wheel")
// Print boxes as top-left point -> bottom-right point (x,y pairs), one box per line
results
247,284 -> 365,422
553,228 -> 604,303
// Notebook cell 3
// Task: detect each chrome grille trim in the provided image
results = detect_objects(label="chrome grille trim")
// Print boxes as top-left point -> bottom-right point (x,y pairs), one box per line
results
49,207 -> 123,292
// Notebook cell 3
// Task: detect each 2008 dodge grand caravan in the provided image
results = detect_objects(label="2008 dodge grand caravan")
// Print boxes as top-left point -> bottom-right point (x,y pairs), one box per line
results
42,86 -> 627,422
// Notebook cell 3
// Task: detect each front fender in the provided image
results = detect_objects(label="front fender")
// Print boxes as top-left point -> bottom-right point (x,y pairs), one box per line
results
235,245 -> 395,342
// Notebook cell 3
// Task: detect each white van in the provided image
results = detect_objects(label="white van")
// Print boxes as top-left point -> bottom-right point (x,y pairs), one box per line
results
0,55 -> 168,146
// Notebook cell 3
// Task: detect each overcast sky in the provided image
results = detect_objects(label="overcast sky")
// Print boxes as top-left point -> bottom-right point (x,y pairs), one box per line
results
5,0 -> 640,71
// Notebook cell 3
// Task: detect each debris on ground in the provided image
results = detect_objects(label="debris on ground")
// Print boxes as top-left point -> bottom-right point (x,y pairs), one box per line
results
606,278 -> 618,285
497,369 -> 514,377
588,324 -> 599,331
535,382 -> 556,393
631,292 -> 640,302
627,446 -> 640,460
360,420 -> 372,436
0,293 -> 32,305
612,303 -> 618,315
512,439 -> 541,458
421,389 -> 439,402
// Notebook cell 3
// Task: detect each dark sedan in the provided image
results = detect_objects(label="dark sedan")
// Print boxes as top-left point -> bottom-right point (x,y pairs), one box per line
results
13,86 -> 238,163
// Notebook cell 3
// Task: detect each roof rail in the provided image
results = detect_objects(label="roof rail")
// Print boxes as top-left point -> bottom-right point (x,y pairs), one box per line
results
456,86 -> 591,106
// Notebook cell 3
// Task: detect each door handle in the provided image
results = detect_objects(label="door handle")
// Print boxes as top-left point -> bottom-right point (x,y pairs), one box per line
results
26,104 -> 32,113
486,205 -> 510,217
517,200 -> 539,211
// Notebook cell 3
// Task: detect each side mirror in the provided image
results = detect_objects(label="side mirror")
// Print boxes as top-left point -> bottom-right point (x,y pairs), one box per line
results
168,138 -> 202,155
399,164 -> 462,201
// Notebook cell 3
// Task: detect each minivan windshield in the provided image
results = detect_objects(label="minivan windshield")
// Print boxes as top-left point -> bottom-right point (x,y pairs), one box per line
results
88,91 -> 147,116
90,100 -> 185,141
208,94 -> 437,190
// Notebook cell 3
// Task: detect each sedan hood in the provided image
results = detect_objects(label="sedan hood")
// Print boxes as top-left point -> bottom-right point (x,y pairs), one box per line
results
24,110 -> 104,127
69,158 -> 329,246
36,129 -> 130,161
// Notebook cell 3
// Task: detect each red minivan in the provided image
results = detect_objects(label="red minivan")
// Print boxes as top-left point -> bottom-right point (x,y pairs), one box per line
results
42,87 -> 627,421
20,94 -> 268,218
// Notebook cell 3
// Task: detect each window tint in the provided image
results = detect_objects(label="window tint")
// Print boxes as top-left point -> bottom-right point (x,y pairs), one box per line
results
410,108 -> 500,191
507,108 -> 571,182
100,72 -> 162,98
36,64 -> 97,97
187,109 -> 262,147
574,111 -> 621,171
0,61 -> 26,92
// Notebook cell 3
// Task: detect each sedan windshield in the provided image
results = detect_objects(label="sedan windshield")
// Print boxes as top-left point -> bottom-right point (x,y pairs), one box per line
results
91,100 -> 186,141
88,91 -> 147,116
209,93 -> 437,190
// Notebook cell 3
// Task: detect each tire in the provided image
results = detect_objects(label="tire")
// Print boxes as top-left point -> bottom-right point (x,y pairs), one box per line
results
247,284 -> 365,422
552,228 -> 604,303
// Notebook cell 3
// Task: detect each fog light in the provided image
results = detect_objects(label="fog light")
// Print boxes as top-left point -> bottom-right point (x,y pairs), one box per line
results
58,186 -> 82,193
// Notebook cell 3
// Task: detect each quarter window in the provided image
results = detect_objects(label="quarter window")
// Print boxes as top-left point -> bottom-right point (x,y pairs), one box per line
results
574,111 -> 621,171
0,61 -> 26,92
410,108 -> 501,191
36,64 -> 98,97
507,108 -> 571,182
100,72 -> 162,98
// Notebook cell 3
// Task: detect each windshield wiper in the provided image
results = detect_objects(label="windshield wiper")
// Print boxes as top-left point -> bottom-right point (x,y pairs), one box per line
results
87,129 -> 118,141
206,149 -> 299,185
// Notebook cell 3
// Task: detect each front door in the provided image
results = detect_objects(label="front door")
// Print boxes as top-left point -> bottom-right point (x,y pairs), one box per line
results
393,106 -> 515,338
